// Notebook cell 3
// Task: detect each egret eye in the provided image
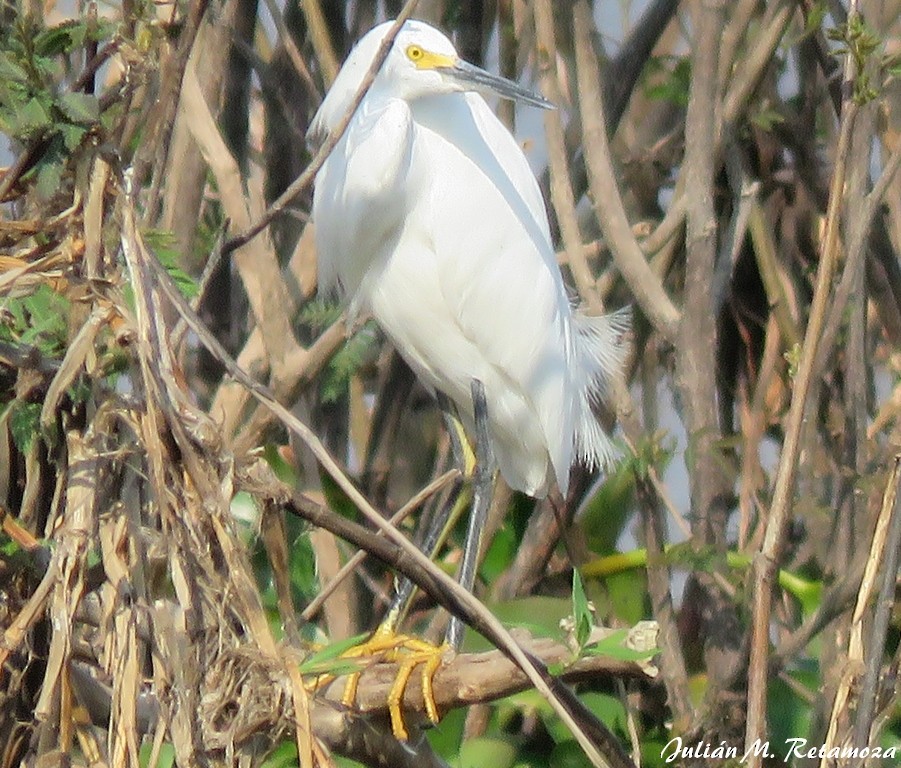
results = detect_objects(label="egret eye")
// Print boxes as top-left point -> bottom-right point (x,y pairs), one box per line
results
406,44 -> 424,62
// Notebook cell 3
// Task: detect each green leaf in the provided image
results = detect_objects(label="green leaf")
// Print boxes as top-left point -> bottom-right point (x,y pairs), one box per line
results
297,632 -> 369,676
579,456 -> 637,555
139,741 -> 175,768
142,229 -> 199,298
59,122 -> 87,151
57,91 -> 99,124
31,54 -> 60,83
6,284 -> 70,355
299,297 -> 342,329
479,522 -> 516,583
320,325 -> 379,403
259,741 -> 300,768
461,596 -> 573,653
34,20 -> 87,57
643,56 -> 691,107
425,706 -> 467,758
458,737 -> 517,768
10,402 -> 42,453
1,535 -> 24,558
548,739 -> 594,768
583,627 -> 658,661
804,1 -> 827,34
14,96 -> 53,136
0,51 -> 29,83
319,468 -> 363,522
289,530 -> 319,603
603,569 -> 649,625
571,570 -> 592,650
35,159 -> 64,200
541,691 -> 627,744
768,671 -> 816,761
750,105 -> 785,131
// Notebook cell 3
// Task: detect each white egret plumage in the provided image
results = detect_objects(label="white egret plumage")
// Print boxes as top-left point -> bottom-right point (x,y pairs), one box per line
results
309,19 -> 629,501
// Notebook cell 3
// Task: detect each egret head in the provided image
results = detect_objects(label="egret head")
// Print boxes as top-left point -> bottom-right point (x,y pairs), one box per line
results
376,20 -> 551,107
309,20 -> 551,145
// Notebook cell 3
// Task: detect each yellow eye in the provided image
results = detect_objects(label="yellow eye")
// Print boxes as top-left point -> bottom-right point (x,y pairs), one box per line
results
406,45 -> 424,62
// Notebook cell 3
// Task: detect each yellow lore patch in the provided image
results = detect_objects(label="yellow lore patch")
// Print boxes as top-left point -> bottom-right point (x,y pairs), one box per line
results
405,44 -> 455,70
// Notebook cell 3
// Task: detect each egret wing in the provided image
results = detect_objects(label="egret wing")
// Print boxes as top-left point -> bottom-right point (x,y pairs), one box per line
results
409,115 -> 576,493
313,98 -> 415,310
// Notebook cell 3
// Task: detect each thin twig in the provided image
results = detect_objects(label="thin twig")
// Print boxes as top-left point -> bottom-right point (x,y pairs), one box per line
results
137,0 -> 211,220
533,0 -> 600,310
300,470 -> 461,622
572,0 -> 680,342
640,0 -> 795,259
815,134 -> 901,377
262,0 -> 322,105
850,456 -> 901,755
300,0 -> 340,87
744,59 -> 861,768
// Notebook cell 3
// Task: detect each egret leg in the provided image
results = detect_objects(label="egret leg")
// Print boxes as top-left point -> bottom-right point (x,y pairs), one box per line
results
336,491 -> 460,740
381,389 -> 477,624
381,393 -> 470,628
446,378 -> 496,650
334,393 -> 473,740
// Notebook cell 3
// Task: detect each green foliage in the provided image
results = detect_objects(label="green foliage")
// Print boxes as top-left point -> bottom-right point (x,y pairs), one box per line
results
581,628 -> 658,662
141,229 -> 200,298
579,456 -> 639,555
571,570 -> 593,651
767,668 -> 817,760
250,522 -> 322,627
259,742 -> 301,768
299,297 -> 343,330
827,13 -> 883,104
300,298 -> 379,403
749,101 -> 785,131
458,736 -> 517,768
320,324 -> 379,404
0,534 -> 24,558
627,430 -> 675,483
8,401 -> 41,453
287,528 -> 320,604
0,15 -> 114,197
139,741 -> 175,768
541,692 -> 627,749
803,1 -> 828,39
319,466 -> 363,522
664,540 -> 729,574
0,283 -> 70,357
597,568 -> 649,626
460,595 -> 573,653
784,342 -> 801,379
478,522 -> 515,583
425,706 -> 468,759
643,55 -> 691,107
297,634 -> 368,677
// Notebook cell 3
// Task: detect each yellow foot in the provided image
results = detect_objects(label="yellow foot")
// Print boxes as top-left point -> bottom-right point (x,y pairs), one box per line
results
339,624 -> 449,740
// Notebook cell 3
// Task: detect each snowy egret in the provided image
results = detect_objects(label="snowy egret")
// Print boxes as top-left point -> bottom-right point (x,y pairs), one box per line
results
308,18 -> 629,738
309,18 -> 628,498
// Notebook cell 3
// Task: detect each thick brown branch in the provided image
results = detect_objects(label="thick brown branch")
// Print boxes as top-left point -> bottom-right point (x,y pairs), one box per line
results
317,633 -> 655,721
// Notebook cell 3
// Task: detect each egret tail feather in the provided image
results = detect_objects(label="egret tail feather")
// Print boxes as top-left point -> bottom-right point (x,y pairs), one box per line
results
573,306 -> 631,470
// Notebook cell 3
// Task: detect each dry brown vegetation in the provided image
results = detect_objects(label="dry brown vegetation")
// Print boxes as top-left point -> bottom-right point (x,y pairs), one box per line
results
2,1 -> 901,767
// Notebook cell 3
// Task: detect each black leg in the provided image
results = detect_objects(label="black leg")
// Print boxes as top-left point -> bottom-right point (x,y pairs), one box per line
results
383,391 -> 467,629
446,378 -> 495,650
337,383 -> 495,740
